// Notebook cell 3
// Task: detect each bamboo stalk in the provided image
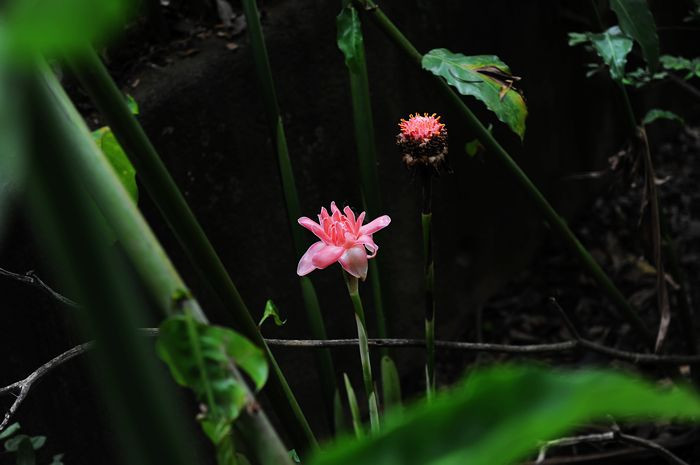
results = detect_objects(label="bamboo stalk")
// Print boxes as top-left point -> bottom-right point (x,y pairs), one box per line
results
352,0 -> 652,342
68,48 -> 317,453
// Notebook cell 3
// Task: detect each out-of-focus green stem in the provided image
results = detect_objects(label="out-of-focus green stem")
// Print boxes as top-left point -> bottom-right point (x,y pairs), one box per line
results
240,0 -> 338,427
344,273 -> 375,404
353,0 -> 652,342
68,48 -> 317,453
42,64 -> 304,458
421,168 -> 435,396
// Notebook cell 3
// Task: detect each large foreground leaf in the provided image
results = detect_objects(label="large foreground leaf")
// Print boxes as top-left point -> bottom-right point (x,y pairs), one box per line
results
311,365 -> 700,465
422,48 -> 527,140
610,0 -> 660,71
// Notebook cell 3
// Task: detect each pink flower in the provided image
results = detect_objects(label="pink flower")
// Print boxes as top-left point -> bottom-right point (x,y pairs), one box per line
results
398,113 -> 445,143
297,202 -> 391,280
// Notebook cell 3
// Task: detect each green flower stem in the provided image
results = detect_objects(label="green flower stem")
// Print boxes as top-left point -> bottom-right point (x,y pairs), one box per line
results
240,0 -> 338,427
353,0 -> 652,342
344,272 -> 376,404
31,64 -> 293,465
68,48 -> 317,452
421,169 -> 436,396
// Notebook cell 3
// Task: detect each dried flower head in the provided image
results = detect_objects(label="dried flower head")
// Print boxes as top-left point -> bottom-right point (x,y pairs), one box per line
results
396,113 -> 448,169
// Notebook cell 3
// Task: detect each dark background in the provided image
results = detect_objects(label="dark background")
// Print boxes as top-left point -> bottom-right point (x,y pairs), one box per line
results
0,0 -> 698,463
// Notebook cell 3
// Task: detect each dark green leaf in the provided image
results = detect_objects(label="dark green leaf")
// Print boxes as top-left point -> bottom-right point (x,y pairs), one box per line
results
15,437 -> 34,465
311,365 -> 700,465
258,300 -> 287,328
661,55 -> 700,79
337,5 -> 364,74
0,423 -> 21,440
4,435 -> 43,452
91,127 -> 138,204
381,355 -> 402,413
49,454 -> 64,465
642,109 -> 684,126
343,374 -> 363,439
610,0 -> 660,70
422,49 -> 527,139
570,27 -> 633,82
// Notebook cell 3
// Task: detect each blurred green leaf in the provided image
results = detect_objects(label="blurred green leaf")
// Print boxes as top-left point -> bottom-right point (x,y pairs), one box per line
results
337,5 -> 363,74
343,374 -> 363,439
642,109 -> 684,126
422,49 -> 527,140
258,300 -> 287,328
4,435 -> 44,452
289,449 -> 301,463
569,26 -> 633,82
126,94 -> 139,115
15,437 -> 34,465
91,127 -> 138,204
0,423 -> 21,440
311,365 -> 700,465
3,0 -> 136,59
610,0 -> 660,70
49,454 -> 64,465
660,55 -> 700,79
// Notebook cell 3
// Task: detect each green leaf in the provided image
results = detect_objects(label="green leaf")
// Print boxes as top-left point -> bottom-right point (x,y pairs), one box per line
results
0,423 -> 21,440
49,454 -> 64,465
126,95 -> 140,115
289,449 -> 301,463
258,300 -> 287,328
3,0 -> 135,59
642,109 -> 685,126
343,374 -> 364,439
381,355 -> 402,413
661,55 -> 700,79
610,0 -> 660,70
337,5 -> 364,74
422,49 -> 527,140
4,435 -> 44,452
157,315 -> 268,458
571,26 -> 633,82
311,365 -> 700,465
15,437 -> 35,465
91,127 -> 138,204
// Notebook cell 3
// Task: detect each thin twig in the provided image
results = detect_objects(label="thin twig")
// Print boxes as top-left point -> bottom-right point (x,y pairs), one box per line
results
0,267 -> 79,307
536,432 -> 615,464
0,341 -> 92,431
616,432 -> 690,465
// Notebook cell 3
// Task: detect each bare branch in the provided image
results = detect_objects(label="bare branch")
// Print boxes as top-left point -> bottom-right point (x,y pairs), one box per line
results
0,267 -> 79,307
616,431 -> 690,465
536,432 -> 615,464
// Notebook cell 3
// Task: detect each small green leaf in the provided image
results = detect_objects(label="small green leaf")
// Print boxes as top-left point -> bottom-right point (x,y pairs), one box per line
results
610,0 -> 660,70
49,454 -> 64,465
570,26 -> 633,82
642,109 -> 684,126
0,423 -> 21,440
91,127 -> 138,204
4,435 -> 44,452
311,365 -> 700,465
289,449 -> 301,463
15,437 -> 35,465
661,55 -> 700,79
381,355 -> 402,413
343,374 -> 364,439
126,94 -> 139,115
337,4 -> 364,74
258,300 -> 287,328
422,49 -> 527,140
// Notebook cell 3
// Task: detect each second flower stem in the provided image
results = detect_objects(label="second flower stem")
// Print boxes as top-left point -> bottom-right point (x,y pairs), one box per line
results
421,168 -> 436,397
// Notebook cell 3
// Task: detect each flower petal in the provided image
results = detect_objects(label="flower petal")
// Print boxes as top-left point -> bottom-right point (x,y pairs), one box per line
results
359,215 -> 391,235
311,244 -> 345,269
339,246 -> 369,280
354,211 -> 366,234
298,217 -> 329,242
297,241 -> 326,276
357,234 -> 379,258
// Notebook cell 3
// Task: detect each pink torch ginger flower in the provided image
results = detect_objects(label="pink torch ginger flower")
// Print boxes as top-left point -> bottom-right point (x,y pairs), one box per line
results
297,202 -> 391,280
396,113 -> 448,169
398,112 -> 445,142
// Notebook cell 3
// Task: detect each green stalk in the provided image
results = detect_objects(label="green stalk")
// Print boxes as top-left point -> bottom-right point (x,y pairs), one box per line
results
353,0 -> 652,342
28,67 -> 199,465
36,64 -> 302,460
344,272 -> 376,404
421,169 -> 435,396
240,0 -> 338,426
338,1 -> 389,341
68,48 -> 317,452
